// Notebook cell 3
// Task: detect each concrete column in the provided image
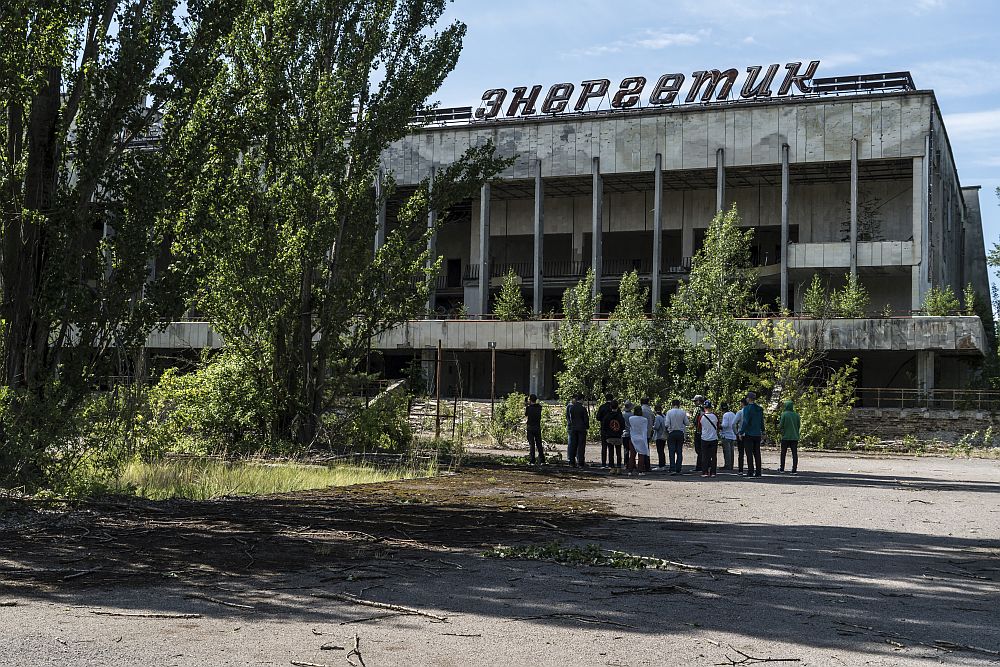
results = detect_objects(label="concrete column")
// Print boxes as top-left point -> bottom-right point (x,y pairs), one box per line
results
916,350 -> 935,393
921,134 -> 931,300
421,348 -> 437,394
592,156 -> 603,304
533,160 -> 544,315
478,182 -> 491,316
374,168 -> 386,253
912,147 -> 929,311
780,143 -> 790,311
849,138 -> 858,278
651,153 -> 663,310
425,170 -> 437,315
716,148 -> 725,213
529,349 -> 551,398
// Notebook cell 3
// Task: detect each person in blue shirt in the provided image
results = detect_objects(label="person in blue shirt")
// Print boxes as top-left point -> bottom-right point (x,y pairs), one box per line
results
739,391 -> 765,477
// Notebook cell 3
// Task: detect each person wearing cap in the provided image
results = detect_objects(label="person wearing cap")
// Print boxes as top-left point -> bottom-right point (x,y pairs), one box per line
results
699,400 -> 720,477
740,391 -> 765,477
693,395 -> 705,473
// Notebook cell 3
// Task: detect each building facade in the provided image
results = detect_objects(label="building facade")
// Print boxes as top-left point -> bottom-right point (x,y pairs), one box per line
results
366,70 -> 991,399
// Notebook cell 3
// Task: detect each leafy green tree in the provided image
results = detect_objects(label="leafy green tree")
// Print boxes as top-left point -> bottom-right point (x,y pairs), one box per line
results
963,283 -> 977,317
670,204 -> 758,405
553,270 -> 613,401
171,0 -> 508,446
831,274 -> 870,318
494,269 -> 528,321
0,1 -> 234,488
802,274 -> 830,318
755,319 -> 857,448
923,285 -> 961,316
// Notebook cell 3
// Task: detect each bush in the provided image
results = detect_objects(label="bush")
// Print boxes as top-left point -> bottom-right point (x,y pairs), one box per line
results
796,362 -> 858,449
485,391 -> 527,447
923,285 -> 960,316
144,352 -> 282,457
831,274 -> 869,318
494,269 -> 528,321
338,390 -> 413,452
802,274 -> 829,318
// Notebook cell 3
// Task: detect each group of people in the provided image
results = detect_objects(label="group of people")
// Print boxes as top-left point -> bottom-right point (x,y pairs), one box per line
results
524,392 -> 802,477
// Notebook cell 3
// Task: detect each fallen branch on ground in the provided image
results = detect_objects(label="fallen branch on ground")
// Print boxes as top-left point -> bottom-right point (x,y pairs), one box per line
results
89,611 -> 201,619
716,645 -> 801,665
184,594 -> 255,610
509,612 -> 632,629
311,592 -> 447,622
346,633 -> 367,667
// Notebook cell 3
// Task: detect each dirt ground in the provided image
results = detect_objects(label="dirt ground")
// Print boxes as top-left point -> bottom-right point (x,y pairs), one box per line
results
1,450 -> 999,666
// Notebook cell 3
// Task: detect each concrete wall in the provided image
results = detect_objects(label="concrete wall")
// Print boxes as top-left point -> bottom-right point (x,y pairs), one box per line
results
384,93 -> 933,183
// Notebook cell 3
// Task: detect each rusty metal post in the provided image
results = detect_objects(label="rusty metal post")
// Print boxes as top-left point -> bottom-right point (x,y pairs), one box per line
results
479,182 -> 491,316
716,148 -> 725,213
489,341 -> 497,419
435,339 -> 442,440
591,157 -> 602,306
533,159 -> 544,314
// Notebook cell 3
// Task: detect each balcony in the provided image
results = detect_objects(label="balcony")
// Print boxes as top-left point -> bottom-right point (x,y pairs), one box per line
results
462,258 -> 692,283
786,241 -> 915,270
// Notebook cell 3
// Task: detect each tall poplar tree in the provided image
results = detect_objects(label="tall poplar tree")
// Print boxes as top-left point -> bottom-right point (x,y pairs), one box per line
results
0,1 -> 235,486
171,0 -> 508,445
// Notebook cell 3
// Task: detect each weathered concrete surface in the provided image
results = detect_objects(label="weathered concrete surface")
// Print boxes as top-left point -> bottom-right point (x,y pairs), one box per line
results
848,407 -> 1000,442
1,453 -> 998,666
147,316 -> 987,355
384,92 -> 933,183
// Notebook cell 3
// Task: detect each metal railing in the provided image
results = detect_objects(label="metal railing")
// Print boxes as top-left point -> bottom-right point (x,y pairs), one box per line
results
462,258 -> 692,282
855,388 -> 1000,411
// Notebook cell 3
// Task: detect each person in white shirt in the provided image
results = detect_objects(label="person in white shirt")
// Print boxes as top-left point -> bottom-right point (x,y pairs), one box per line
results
627,406 -> 650,475
665,399 -> 689,476
652,405 -> 668,469
720,403 -> 738,471
699,400 -> 721,478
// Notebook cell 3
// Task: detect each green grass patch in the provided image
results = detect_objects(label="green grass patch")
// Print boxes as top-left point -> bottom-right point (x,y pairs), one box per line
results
114,458 -> 436,500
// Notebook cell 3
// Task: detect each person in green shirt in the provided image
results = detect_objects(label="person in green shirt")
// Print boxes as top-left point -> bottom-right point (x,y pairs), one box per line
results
778,399 -> 801,474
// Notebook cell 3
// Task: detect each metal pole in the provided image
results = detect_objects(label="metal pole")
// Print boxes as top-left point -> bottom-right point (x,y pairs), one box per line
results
435,339 -> 442,439
533,160 -> 544,315
651,153 -> 663,310
850,138 -> 858,278
489,342 -> 497,419
591,157 -> 602,306
479,182 -> 491,317
780,143 -> 790,311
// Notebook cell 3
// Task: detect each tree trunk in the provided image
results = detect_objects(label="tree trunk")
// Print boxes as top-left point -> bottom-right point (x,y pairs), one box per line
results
3,66 -> 60,393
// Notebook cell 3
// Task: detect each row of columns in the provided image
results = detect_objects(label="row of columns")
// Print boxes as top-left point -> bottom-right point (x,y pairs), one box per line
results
382,145 -> 878,316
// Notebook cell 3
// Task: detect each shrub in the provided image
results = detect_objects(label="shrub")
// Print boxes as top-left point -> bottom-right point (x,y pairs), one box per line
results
923,285 -> 960,316
831,274 -> 869,318
963,283 -> 977,317
494,269 -> 528,321
144,352 -> 282,457
802,274 -> 829,318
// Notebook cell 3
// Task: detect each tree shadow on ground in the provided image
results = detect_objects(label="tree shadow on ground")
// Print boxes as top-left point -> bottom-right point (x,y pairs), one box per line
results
1,461 -> 998,663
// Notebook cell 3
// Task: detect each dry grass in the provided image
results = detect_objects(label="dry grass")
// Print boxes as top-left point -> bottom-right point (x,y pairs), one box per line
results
115,458 -> 436,500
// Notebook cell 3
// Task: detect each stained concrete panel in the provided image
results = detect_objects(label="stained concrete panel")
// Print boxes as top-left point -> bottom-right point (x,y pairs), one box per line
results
803,104 -> 825,161
880,98 -> 902,159
852,101 -> 874,160
663,114 -> 684,169
681,113 -> 708,169
778,104 -> 797,161
733,108 -> 753,165
824,103 -> 852,162
900,95 -> 928,157
751,106 -> 780,165
638,115 -> 658,171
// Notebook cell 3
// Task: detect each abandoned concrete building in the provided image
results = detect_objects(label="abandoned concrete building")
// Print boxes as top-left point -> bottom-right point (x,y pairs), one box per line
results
369,68 -> 991,400
151,67 -> 993,401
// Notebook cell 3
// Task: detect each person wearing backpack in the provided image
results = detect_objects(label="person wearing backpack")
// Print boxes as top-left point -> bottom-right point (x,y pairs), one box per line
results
596,393 -> 616,469
778,399 -> 802,474
699,400 -> 721,478
692,395 -> 705,472
600,400 -> 625,471
567,394 -> 590,468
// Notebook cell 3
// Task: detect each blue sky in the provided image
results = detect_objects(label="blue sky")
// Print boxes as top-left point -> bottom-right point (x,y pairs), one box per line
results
434,0 -> 999,281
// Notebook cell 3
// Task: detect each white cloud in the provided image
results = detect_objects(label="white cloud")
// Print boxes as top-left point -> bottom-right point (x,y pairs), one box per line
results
635,30 -> 708,49
565,28 -> 708,59
742,36 -> 757,45
943,109 -> 1000,141
912,59 -> 1000,97
914,0 -> 948,12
